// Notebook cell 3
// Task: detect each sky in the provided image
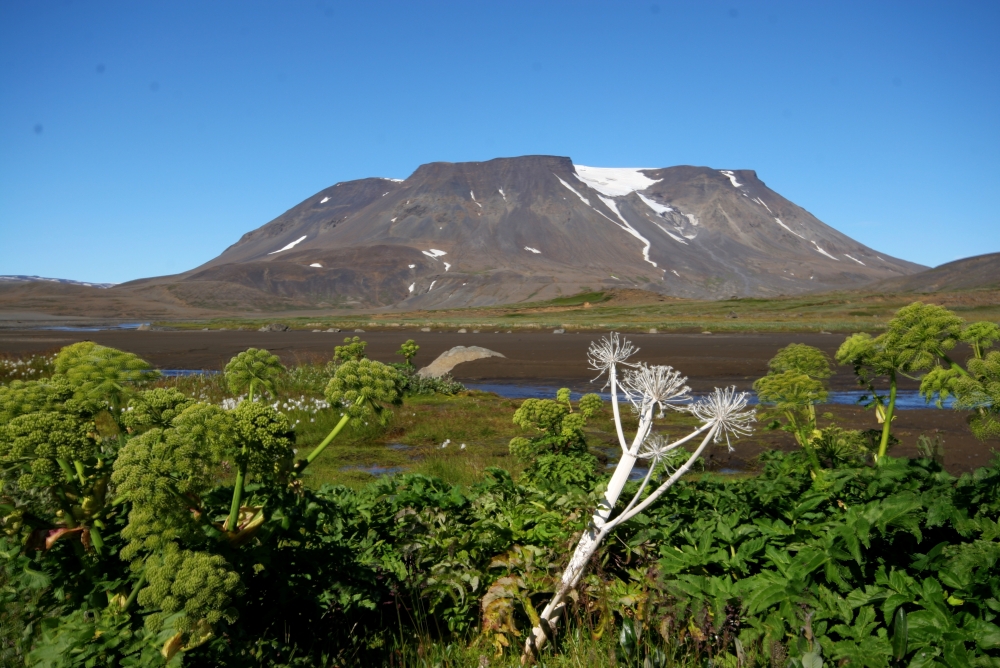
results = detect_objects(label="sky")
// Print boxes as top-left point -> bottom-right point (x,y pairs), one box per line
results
1,1 -> 998,284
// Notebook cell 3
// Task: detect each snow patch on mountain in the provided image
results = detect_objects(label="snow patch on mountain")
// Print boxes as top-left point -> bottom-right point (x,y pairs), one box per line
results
573,165 -> 660,197
845,254 -> 866,266
719,170 -> 743,188
774,218 -> 805,239
597,196 -> 657,267
638,193 -> 673,215
524,246 -> 541,254
812,242 -> 839,261
555,175 -> 590,205
268,235 -> 307,254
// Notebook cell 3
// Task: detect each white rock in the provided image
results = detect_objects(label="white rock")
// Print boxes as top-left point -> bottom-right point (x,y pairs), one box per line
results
417,346 -> 505,378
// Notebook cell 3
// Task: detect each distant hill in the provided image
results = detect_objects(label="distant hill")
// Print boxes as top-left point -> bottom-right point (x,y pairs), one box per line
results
123,155 -> 925,309
867,252 -> 1000,292
0,275 -> 116,289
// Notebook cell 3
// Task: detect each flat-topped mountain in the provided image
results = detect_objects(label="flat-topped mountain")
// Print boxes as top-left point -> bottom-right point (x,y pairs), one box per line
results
124,155 -> 925,309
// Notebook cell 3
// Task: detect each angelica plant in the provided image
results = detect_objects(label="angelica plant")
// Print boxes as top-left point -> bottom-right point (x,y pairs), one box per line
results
224,399 -> 294,532
0,365 -> 117,555
839,303 -> 976,462
508,390 -> 603,461
122,387 -> 196,433
113,404 -> 235,559
304,358 -> 403,468
952,351 -> 1000,440
521,334 -> 754,663
334,336 -> 368,363
139,543 -> 243,657
0,411 -> 107,552
224,348 -> 284,403
397,338 -> 419,367
53,341 -> 159,426
753,344 -> 832,475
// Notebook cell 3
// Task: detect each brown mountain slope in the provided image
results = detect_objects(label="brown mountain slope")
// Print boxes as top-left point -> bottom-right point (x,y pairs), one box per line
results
867,252 -> 1000,292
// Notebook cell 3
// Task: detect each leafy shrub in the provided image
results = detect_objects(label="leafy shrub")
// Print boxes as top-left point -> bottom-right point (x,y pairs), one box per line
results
394,365 -> 466,396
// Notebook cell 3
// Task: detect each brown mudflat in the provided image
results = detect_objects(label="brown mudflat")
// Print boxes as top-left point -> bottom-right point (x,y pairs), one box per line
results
2,329 -> 995,473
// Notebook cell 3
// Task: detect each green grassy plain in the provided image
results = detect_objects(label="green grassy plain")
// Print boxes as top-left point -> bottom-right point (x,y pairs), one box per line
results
157,287 -> 1000,334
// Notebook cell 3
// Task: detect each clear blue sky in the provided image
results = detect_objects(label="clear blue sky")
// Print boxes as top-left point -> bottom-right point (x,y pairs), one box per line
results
2,1 -> 998,284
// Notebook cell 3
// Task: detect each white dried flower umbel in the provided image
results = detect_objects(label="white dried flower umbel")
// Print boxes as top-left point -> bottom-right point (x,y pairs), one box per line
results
622,363 -> 690,417
689,386 -> 756,450
587,332 -> 637,384
636,433 -> 674,464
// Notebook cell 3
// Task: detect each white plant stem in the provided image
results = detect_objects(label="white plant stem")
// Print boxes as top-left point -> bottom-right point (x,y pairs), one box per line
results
609,368 -> 629,455
522,369 -> 707,663
521,335 -> 753,665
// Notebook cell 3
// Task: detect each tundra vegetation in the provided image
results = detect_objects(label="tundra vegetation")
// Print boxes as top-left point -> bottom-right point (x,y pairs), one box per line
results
159,288 -> 1000,335
0,303 -> 998,667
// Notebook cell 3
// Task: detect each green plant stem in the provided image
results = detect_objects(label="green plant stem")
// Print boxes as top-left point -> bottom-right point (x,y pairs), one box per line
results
225,386 -> 257,532
226,453 -> 248,533
89,524 -> 104,555
56,458 -> 76,485
123,572 -> 146,613
789,409 -> 823,477
73,460 -> 87,487
304,414 -> 351,467
877,372 -> 898,462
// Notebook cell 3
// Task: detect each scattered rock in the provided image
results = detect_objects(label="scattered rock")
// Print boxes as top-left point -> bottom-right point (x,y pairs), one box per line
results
553,329 -> 565,334
136,324 -> 151,331
457,328 -> 467,333
420,327 -> 431,332
417,346 -> 505,378
326,328 -> 340,332
584,302 -> 592,308
820,330 -> 833,335
260,323 -> 289,332
649,328 -> 657,334
702,331 -> 712,335
312,329 -> 322,332
202,328 -> 209,331
727,311 -> 739,319
472,330 -> 480,333
354,329 -> 365,333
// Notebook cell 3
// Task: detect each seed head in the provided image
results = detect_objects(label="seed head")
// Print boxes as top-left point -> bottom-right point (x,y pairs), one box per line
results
636,433 -> 673,463
622,363 -> 690,416
689,387 -> 756,450
587,333 -> 638,385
